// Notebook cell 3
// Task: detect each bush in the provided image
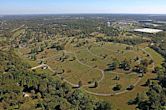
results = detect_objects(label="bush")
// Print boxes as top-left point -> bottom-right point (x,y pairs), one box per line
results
113,84 -> 122,91
127,84 -> 134,90
128,99 -> 135,105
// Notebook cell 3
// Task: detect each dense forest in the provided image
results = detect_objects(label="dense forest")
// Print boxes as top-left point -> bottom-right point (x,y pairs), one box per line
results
150,32 -> 166,59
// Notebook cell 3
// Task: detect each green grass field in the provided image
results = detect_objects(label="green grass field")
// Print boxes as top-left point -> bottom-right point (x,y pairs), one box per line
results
85,72 -> 139,94
17,39 -> 164,110
13,29 -> 25,38
145,47 -> 164,67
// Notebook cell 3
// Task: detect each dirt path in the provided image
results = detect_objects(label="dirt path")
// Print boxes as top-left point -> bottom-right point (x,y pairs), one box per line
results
30,49 -> 146,97
141,47 -> 155,70
63,50 -> 105,87
31,64 -> 47,70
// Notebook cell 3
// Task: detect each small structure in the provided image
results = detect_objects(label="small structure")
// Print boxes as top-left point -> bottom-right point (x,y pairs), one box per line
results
42,65 -> 48,70
23,92 -> 31,97
107,21 -> 111,27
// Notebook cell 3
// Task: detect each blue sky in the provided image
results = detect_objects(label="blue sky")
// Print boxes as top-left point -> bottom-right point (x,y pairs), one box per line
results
0,0 -> 166,15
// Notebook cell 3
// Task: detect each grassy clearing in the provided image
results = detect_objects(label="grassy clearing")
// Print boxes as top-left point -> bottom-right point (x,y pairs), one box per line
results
0,37 -> 7,41
145,47 -> 164,67
85,72 -> 138,94
76,49 -> 111,69
35,68 -> 53,75
58,58 -> 101,85
94,73 -> 156,110
12,29 -> 25,38
14,49 -> 38,67
36,49 -> 63,60
17,40 -> 163,110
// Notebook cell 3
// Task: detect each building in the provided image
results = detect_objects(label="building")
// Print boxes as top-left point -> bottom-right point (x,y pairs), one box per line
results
107,22 -> 111,27
134,28 -> 163,34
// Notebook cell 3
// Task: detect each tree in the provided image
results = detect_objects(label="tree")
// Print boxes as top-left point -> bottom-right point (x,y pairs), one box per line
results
113,84 -> 122,91
78,81 -> 82,88
96,101 -> 112,110
94,81 -> 98,88
135,93 -> 144,105
30,54 -> 36,61
127,84 -> 134,90
145,79 -> 151,86
141,59 -> 149,67
113,75 -> 120,80
38,46 -> 43,52
105,61 -> 118,71
119,60 -> 131,71
133,65 -> 147,74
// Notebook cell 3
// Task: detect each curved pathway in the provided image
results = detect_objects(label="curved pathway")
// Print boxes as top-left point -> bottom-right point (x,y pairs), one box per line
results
141,47 -> 155,70
63,50 -> 105,87
30,46 -> 155,97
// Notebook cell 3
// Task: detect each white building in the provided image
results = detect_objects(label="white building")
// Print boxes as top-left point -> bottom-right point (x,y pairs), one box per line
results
107,22 -> 111,27
134,28 -> 163,34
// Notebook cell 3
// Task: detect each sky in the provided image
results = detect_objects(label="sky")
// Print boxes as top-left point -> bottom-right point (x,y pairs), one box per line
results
0,0 -> 166,15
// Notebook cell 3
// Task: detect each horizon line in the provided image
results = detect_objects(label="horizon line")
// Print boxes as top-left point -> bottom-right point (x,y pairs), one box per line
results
1,13 -> 166,16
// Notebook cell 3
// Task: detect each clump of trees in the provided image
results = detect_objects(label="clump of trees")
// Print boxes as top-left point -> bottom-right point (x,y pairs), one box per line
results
105,60 -> 131,72
151,32 -> 166,58
133,59 -> 149,74
113,84 -> 122,91
96,36 -> 147,45
105,61 -> 118,71
105,58 -> 151,74
49,42 -> 64,50
129,62 -> 166,110
119,60 -> 131,71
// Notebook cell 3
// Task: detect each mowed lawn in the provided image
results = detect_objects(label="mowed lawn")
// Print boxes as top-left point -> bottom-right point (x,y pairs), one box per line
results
60,60 -> 101,85
93,73 -> 156,110
36,49 -> 63,60
76,49 -> 113,69
84,72 -> 138,94
17,40 -> 164,110
88,43 -> 150,67
13,29 -> 25,38
0,37 -> 7,41
47,52 -> 102,85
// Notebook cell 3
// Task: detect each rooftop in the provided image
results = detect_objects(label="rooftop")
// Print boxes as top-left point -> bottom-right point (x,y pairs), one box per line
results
134,28 -> 163,34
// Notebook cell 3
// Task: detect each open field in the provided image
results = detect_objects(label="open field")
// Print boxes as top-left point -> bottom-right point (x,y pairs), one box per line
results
0,37 -> 7,41
145,47 -> 165,67
17,38 -> 164,110
12,29 -> 25,38
85,72 -> 139,94
96,73 -> 156,110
